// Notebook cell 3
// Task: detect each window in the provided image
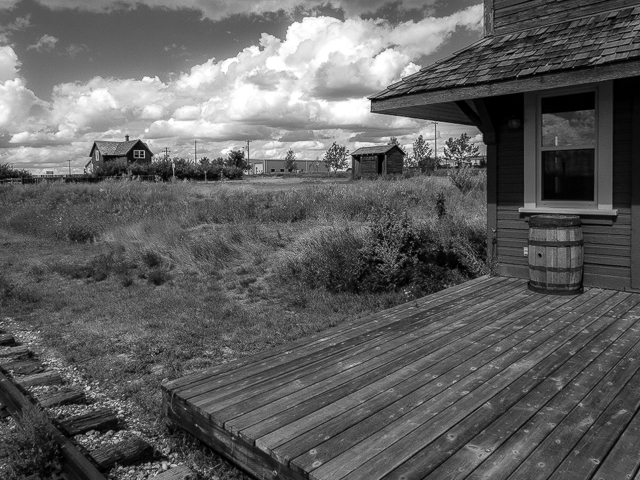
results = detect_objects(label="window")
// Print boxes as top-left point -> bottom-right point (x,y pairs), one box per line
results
133,150 -> 145,159
521,82 -> 615,216
270,169 -> 275,173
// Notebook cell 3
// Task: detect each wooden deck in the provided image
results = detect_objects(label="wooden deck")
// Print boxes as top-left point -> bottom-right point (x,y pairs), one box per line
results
162,276 -> 640,480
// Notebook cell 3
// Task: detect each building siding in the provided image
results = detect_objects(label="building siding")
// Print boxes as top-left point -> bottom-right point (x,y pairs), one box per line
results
492,0 -> 640,35
491,80 -> 634,290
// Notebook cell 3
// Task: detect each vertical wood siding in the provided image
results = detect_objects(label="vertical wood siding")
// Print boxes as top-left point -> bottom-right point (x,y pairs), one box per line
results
386,152 -> 404,175
490,81 -> 633,291
493,0 -> 640,35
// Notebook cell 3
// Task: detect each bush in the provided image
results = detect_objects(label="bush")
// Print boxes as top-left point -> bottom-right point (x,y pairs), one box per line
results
448,166 -> 485,194
0,405 -> 63,479
277,224 -> 365,293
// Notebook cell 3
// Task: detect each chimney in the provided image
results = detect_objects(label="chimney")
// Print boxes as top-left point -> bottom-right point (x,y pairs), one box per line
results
125,134 -> 130,142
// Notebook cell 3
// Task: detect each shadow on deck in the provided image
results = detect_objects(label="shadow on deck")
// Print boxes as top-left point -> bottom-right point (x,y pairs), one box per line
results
162,276 -> 640,480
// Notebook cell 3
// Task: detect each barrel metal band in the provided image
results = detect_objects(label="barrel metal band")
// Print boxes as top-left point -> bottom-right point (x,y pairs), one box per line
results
529,265 -> 583,273
529,280 -> 583,289
528,240 -> 584,247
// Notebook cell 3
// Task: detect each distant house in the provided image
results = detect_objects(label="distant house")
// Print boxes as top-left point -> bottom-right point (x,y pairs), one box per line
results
351,144 -> 404,178
86,135 -> 153,173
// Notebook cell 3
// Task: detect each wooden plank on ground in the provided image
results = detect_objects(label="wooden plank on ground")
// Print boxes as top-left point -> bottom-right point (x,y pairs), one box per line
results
90,436 -> 154,471
263,290 -> 574,466
59,409 -> 119,436
38,389 -> 87,408
154,465 -> 195,479
0,345 -> 30,360
389,294 -> 640,480
306,289 -> 618,480
0,359 -> 43,375
0,370 -> 106,480
0,334 -> 16,346
163,276 -> 506,393
17,371 -> 62,388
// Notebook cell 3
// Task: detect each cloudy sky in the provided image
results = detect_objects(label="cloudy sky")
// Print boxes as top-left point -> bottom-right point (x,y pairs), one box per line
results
0,0 -> 484,173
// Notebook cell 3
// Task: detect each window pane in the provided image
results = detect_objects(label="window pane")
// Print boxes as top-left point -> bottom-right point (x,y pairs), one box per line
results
542,149 -> 594,201
541,92 -> 595,147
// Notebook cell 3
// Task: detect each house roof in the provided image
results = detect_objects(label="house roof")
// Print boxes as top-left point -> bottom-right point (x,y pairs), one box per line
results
351,145 -> 403,156
371,5 -> 640,123
90,140 -> 153,157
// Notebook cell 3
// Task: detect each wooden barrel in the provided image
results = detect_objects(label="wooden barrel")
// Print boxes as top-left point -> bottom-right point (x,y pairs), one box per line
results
528,215 -> 583,295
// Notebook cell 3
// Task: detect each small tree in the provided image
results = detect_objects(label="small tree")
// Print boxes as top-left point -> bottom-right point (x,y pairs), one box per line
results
323,142 -> 349,174
226,149 -> 251,172
411,135 -> 435,173
284,149 -> 298,173
443,133 -> 479,168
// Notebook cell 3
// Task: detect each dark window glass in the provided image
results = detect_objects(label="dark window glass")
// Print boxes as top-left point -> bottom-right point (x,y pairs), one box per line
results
542,149 -> 594,201
541,92 -> 595,148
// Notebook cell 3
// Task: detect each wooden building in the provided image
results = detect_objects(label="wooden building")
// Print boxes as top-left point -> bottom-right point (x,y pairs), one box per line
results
370,0 -> 640,292
86,135 -> 154,173
350,145 -> 404,177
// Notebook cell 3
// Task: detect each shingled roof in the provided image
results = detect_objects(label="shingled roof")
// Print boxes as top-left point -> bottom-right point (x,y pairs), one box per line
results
93,140 -> 140,156
351,145 -> 402,156
371,5 -> 640,122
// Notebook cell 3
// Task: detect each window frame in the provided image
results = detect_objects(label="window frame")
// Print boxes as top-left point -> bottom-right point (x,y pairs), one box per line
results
520,81 -> 615,217
133,149 -> 145,160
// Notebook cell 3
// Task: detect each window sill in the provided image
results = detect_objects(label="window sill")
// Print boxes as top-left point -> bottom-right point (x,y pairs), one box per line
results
518,207 -> 618,217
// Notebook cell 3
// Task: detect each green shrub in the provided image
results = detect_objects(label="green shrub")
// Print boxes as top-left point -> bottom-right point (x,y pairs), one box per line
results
0,405 -> 63,479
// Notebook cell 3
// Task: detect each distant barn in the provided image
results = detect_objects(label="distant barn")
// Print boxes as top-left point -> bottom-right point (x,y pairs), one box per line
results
351,145 -> 404,178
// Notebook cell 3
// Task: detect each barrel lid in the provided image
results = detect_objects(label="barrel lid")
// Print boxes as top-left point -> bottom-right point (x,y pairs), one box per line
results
529,214 -> 582,227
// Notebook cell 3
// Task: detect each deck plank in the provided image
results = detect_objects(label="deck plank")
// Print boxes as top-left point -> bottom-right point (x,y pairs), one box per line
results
179,278 -> 517,406
164,276 -> 504,393
549,366 -> 640,480
163,279 -> 640,480
189,279 -> 524,415
593,409 -> 640,479
223,283 -> 538,437
505,329 -> 640,480
388,293 -> 640,480
465,303 -> 640,480
258,289 -> 574,465
300,290 -> 617,480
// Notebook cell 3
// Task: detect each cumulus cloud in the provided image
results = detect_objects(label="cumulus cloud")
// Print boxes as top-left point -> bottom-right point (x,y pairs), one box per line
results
0,14 -> 31,43
27,34 -> 59,52
0,45 -> 19,82
0,6 -> 483,168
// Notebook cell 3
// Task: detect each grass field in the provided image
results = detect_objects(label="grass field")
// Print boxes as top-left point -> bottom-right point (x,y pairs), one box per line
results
0,173 -> 487,477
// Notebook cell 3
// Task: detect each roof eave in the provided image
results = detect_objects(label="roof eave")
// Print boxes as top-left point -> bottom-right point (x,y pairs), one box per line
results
371,60 -> 640,122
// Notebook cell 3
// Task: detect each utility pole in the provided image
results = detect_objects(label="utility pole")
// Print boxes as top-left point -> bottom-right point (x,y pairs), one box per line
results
245,140 -> 251,174
164,147 -> 170,160
194,140 -> 197,163
430,121 -> 439,169
68,159 -> 71,177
